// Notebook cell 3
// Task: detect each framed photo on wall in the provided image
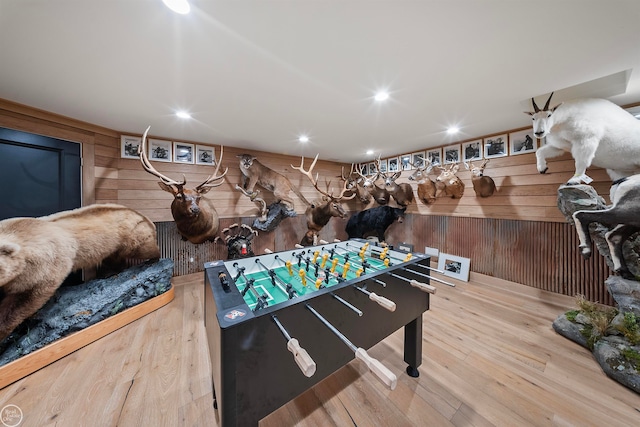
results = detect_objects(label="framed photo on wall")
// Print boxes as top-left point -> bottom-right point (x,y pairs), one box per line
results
411,151 -> 426,168
388,157 -> 399,172
400,154 -> 412,171
484,134 -> 508,159
148,138 -> 172,162
367,162 -> 376,176
462,139 -> 482,162
378,158 -> 388,173
443,144 -> 461,164
173,142 -> 195,164
196,145 -> 216,165
121,135 -> 141,159
426,147 -> 442,166
509,129 -> 537,155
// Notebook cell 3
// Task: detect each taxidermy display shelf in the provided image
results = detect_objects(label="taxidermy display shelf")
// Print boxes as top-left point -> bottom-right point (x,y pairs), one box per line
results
0,286 -> 174,389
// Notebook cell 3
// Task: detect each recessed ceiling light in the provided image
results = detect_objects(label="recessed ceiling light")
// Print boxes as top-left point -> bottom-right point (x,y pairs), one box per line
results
366,150 -> 374,155
447,126 -> 459,134
176,111 -> 191,119
298,135 -> 309,143
374,91 -> 389,102
163,0 -> 190,14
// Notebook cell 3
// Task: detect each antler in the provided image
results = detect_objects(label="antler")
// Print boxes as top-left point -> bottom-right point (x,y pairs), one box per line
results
139,126 -> 186,186
409,156 -> 432,172
292,155 -> 355,202
138,126 -> 228,190
373,155 -> 387,179
195,146 -> 229,190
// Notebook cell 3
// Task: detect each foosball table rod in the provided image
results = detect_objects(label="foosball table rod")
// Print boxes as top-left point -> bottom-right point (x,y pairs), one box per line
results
305,304 -> 398,390
388,272 -> 437,294
402,266 -> 456,287
331,293 -> 363,316
355,286 -> 396,312
272,315 -> 316,378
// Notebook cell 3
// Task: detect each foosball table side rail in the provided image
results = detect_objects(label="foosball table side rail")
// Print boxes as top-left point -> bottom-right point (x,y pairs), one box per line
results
204,252 -> 432,426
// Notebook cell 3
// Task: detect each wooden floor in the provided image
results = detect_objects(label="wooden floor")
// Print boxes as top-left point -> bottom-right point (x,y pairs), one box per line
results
1,270 -> 639,427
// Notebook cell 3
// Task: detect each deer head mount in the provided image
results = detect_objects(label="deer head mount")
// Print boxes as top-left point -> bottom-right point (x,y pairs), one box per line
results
292,155 -> 355,246
464,159 -> 496,197
374,157 -> 415,208
435,163 -> 465,199
138,126 -> 228,244
409,157 -> 437,205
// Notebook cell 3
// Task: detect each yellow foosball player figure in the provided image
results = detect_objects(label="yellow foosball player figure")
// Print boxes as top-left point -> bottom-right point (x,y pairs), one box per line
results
286,260 -> 293,276
342,262 -> 351,279
299,269 -> 307,286
312,250 -> 320,264
320,253 -> 329,268
330,257 -> 339,273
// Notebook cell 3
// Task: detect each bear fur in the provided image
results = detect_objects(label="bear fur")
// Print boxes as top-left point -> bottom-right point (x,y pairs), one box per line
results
0,204 -> 160,342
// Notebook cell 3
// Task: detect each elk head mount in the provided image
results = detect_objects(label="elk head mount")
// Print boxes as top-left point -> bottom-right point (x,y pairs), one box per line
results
292,155 -> 355,246
139,126 -> 228,244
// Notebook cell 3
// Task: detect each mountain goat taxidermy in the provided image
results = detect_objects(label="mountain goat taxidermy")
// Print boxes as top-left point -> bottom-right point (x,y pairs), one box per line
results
572,175 -> 640,280
526,93 -> 640,185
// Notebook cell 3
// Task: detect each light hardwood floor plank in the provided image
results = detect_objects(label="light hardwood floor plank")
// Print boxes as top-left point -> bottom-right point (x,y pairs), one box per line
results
1,272 -> 639,426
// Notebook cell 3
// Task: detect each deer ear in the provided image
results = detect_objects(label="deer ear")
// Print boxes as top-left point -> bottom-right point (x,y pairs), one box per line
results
198,186 -> 213,195
451,164 -> 459,173
158,182 -> 178,194
524,111 -> 534,116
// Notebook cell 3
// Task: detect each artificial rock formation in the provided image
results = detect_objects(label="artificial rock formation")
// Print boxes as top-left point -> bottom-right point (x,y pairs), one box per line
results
553,184 -> 640,393
0,258 -> 174,366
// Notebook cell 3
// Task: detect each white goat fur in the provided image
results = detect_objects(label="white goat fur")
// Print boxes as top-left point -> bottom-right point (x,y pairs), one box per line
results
528,96 -> 640,185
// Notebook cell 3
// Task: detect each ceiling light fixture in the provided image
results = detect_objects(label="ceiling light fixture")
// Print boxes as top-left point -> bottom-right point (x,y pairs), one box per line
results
374,91 -> 389,102
162,0 -> 190,14
447,126 -> 459,134
366,150 -> 374,155
176,111 -> 191,119
298,135 -> 309,143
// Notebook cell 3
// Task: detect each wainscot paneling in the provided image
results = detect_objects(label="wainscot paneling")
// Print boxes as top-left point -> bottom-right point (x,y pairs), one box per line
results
385,215 -> 614,306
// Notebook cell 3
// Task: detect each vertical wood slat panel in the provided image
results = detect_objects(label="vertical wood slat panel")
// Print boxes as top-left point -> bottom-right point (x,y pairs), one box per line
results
157,213 -> 614,305
411,215 -> 614,305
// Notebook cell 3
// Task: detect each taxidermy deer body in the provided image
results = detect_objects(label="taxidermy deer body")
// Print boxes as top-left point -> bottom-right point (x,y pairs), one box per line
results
238,154 -> 310,210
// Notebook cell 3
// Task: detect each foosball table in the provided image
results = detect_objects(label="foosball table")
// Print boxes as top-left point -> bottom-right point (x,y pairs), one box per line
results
203,238 -> 436,426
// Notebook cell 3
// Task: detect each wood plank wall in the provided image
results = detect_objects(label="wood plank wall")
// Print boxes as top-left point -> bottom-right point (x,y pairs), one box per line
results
0,98 -> 624,304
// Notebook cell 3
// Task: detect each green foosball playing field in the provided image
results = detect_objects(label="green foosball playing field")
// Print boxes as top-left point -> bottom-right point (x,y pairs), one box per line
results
230,243 -> 411,310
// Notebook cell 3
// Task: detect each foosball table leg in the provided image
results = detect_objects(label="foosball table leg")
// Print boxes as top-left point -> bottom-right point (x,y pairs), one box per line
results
404,316 -> 422,378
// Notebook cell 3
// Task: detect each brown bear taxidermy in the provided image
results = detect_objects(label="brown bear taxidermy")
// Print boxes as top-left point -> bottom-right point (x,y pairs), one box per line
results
0,204 -> 160,342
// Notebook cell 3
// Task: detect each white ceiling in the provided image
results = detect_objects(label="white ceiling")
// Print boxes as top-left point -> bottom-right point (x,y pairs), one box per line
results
1,1 -> 640,163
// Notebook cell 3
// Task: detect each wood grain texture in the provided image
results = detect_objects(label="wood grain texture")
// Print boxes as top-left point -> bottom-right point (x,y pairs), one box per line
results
1,272 -> 637,426
0,286 -> 174,390
0,98 -> 617,225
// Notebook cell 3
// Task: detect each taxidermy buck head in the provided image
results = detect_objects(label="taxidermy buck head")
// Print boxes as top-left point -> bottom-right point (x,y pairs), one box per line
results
293,155 -> 355,245
139,126 -> 228,244
525,92 -> 562,139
